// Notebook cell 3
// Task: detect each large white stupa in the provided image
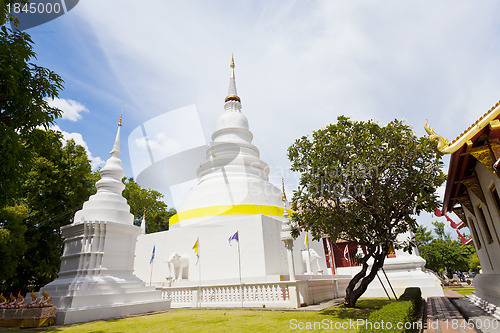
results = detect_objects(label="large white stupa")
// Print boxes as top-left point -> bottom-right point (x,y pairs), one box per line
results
133,58 -> 328,288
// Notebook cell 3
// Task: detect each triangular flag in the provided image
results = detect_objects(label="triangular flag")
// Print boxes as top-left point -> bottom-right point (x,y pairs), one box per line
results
193,238 -> 199,257
228,231 -> 239,245
150,245 -> 155,264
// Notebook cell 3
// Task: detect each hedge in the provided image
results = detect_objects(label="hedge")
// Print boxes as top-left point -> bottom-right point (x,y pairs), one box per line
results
358,287 -> 422,333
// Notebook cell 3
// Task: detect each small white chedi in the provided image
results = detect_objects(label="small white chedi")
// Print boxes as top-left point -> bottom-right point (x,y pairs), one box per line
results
41,116 -> 170,325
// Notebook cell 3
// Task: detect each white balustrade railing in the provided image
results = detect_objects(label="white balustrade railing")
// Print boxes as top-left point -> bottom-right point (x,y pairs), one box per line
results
158,278 -> 345,309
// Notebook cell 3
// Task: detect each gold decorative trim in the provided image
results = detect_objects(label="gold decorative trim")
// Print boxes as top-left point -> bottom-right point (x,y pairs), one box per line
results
461,177 -> 486,203
455,195 -> 475,217
424,101 -> 500,154
489,119 -> 500,130
225,95 -> 240,102
469,146 -> 496,173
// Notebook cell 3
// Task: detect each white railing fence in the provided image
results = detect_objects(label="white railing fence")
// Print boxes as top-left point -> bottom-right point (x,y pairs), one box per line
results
158,278 -> 347,309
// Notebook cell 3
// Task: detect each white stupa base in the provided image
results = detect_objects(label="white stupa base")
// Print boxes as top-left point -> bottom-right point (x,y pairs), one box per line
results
43,276 -> 170,325
337,255 -> 444,299
470,273 -> 500,319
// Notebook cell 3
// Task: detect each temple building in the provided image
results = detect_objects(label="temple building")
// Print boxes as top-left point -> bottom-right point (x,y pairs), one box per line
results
426,103 -> 500,319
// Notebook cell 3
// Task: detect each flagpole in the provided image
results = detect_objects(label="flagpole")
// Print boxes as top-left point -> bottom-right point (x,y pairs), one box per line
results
236,232 -> 243,308
150,261 -> 154,286
198,239 -> 201,308
150,245 -> 155,286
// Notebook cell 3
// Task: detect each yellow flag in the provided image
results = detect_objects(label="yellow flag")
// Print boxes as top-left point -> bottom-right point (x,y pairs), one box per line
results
193,238 -> 199,257
304,233 -> 309,246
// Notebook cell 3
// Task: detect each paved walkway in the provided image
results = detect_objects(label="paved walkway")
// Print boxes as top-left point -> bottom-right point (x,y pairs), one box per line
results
443,289 -> 467,299
424,294 -> 499,333
424,296 -> 476,333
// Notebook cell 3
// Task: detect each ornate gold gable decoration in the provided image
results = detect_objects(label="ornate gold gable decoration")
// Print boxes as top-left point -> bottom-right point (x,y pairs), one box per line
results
468,146 -> 496,174
460,176 -> 486,203
452,206 -> 466,225
454,195 -> 475,217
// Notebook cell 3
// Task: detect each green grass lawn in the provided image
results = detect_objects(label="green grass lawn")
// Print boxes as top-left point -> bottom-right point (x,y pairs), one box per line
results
444,284 -> 476,296
1,299 -> 390,333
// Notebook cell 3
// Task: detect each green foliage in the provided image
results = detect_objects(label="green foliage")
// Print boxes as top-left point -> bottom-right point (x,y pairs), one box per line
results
398,287 -> 422,311
419,238 -> 474,275
288,116 -> 445,307
2,129 -> 94,293
0,26 -> 64,208
0,205 -> 28,292
414,225 -> 433,246
417,222 -> 476,275
468,253 -> 481,273
359,300 -> 415,333
122,178 -> 175,233
432,221 -> 450,241
0,1 -> 29,25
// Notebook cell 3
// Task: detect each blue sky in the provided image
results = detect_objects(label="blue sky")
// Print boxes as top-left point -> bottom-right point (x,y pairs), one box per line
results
16,0 -> 500,237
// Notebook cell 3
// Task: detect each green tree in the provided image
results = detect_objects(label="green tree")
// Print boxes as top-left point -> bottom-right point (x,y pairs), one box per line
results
122,178 -> 176,233
0,24 -> 64,208
418,223 -> 476,276
0,205 -> 28,293
432,221 -> 451,241
468,253 -> 481,273
4,129 -> 94,293
415,225 -> 434,247
0,1 -> 29,25
288,116 -> 445,307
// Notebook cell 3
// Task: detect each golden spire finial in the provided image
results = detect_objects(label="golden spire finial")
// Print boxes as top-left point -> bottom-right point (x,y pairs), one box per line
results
230,54 -> 235,79
143,208 -> 146,220
282,178 -> 287,202
118,103 -> 123,126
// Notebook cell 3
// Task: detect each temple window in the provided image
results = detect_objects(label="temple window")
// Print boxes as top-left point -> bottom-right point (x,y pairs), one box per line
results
467,215 -> 482,249
477,203 -> 494,244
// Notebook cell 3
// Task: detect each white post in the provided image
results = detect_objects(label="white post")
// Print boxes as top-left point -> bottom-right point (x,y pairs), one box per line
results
237,237 -> 243,308
306,234 -> 312,277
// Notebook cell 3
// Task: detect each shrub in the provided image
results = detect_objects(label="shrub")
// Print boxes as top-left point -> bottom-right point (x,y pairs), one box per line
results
359,301 -> 415,333
398,287 -> 422,310
359,288 -> 422,333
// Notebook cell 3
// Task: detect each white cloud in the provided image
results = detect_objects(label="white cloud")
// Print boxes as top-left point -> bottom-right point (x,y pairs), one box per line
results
45,97 -> 89,122
51,125 -> 105,170
70,0 -> 500,212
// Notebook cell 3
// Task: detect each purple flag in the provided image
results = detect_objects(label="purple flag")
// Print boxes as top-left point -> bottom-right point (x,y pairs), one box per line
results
228,231 -> 239,244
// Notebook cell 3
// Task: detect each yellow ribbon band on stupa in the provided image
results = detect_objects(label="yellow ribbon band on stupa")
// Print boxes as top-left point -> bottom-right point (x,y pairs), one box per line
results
169,204 -> 294,227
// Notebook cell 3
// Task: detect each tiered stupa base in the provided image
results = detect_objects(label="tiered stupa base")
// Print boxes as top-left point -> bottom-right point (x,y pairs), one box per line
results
44,277 -> 170,325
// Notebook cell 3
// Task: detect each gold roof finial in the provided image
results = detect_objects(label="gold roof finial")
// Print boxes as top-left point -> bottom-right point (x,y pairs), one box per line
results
231,54 -> 235,79
118,103 -> 123,127
143,208 -> 146,220
282,178 -> 287,202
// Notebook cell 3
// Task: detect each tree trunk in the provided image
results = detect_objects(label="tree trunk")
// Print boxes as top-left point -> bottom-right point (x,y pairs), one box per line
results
344,246 -> 388,307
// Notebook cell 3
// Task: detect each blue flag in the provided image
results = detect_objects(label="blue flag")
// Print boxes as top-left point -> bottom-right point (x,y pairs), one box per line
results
228,231 -> 239,244
150,245 -> 155,264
